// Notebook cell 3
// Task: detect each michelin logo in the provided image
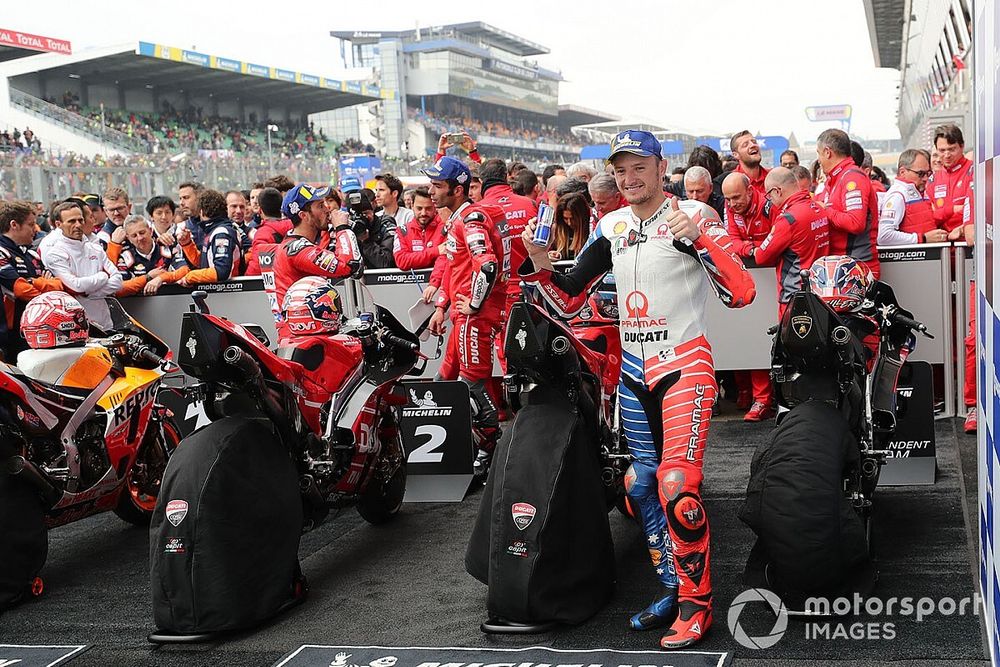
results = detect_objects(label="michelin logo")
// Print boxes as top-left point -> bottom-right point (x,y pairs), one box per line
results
404,388 -> 452,417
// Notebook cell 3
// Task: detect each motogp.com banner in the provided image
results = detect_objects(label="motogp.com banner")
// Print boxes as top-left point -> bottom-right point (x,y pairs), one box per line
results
0,28 -> 71,54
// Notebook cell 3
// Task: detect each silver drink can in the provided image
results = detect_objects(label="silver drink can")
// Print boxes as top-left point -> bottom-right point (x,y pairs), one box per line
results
532,202 -> 555,247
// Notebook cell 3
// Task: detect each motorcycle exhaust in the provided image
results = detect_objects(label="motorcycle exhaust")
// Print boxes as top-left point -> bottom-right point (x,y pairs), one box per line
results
601,466 -> 616,486
861,458 -> 880,478
831,325 -> 851,346
4,455 -> 62,508
223,346 -> 287,428
551,336 -> 570,355
299,474 -> 328,531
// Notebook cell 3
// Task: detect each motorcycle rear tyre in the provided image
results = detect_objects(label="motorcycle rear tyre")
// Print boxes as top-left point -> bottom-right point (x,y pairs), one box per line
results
0,474 -> 48,612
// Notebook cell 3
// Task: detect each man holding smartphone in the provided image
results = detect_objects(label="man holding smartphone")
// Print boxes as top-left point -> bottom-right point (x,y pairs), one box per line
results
435,131 -> 482,164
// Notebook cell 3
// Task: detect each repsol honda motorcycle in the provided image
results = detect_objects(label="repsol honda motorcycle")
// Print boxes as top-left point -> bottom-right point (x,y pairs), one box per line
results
177,292 -> 421,528
740,274 -> 931,606
0,299 -> 179,608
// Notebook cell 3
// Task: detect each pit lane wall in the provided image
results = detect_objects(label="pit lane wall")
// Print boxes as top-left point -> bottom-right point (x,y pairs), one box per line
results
973,0 -> 1000,662
122,242 -> 963,404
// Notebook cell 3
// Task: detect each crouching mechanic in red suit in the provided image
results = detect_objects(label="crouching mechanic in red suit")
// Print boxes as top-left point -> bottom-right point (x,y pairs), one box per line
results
520,131 -> 756,648
426,156 -> 510,478
269,184 -> 362,340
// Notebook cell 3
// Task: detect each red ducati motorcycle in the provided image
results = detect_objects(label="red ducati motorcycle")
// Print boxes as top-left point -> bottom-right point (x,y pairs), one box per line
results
177,291 -> 422,528
505,283 -> 629,509
0,299 -> 179,609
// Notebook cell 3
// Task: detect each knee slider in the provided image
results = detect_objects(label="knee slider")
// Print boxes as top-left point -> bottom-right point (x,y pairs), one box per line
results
625,460 -> 658,499
666,492 -> 707,543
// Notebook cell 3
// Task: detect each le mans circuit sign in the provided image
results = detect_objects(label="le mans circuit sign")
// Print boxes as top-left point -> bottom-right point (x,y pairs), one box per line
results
804,104 -> 852,122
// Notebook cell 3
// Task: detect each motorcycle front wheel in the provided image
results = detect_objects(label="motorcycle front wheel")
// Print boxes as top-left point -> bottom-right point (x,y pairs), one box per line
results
356,412 -> 407,525
114,413 -> 182,527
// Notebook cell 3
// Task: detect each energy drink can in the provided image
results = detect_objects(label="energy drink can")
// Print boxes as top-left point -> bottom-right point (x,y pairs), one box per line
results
532,203 -> 555,247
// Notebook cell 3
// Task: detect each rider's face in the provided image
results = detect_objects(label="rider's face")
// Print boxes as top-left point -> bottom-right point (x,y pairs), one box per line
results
611,154 -> 665,206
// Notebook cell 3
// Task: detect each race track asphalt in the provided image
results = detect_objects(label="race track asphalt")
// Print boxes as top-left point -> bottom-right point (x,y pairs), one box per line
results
1,412 -> 988,667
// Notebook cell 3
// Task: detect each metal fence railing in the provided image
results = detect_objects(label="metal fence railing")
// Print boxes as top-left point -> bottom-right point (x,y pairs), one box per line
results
10,89 -> 151,154
0,153 -> 350,205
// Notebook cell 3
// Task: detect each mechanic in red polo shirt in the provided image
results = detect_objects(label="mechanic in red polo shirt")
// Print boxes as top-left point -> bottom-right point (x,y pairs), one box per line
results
815,128 -> 880,279
589,173 -> 629,220
748,167 -> 831,418
929,123 -> 974,237
721,171 -> 777,419
730,130 -> 769,195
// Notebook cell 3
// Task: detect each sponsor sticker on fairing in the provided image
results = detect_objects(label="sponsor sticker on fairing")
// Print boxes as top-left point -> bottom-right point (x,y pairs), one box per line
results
511,502 -> 536,530
165,499 -> 189,526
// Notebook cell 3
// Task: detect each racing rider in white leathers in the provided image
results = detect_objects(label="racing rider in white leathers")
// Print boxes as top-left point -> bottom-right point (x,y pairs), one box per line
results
520,130 -> 756,649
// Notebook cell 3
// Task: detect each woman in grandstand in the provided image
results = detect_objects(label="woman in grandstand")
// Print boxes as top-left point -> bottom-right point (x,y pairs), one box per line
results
549,192 -> 591,261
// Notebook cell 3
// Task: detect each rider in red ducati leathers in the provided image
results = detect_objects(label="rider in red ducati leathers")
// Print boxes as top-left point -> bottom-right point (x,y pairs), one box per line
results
426,157 -> 511,477
521,131 -> 755,649
269,184 -> 362,341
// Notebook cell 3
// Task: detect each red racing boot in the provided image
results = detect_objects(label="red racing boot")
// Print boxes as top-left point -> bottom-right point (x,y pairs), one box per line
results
660,594 -> 712,649
657,475 -> 713,650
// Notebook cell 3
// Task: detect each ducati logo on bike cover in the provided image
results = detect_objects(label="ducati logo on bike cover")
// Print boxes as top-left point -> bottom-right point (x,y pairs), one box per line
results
512,502 -> 536,530
791,315 -> 813,338
165,499 -> 189,526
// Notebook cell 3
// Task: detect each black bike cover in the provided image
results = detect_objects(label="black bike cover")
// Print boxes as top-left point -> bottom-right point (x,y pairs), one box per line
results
150,416 -> 303,634
465,384 -> 614,625
739,400 -> 870,600
0,474 -> 47,612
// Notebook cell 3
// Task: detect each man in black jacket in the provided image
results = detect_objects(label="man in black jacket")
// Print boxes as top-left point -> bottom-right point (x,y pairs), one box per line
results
355,189 -> 397,269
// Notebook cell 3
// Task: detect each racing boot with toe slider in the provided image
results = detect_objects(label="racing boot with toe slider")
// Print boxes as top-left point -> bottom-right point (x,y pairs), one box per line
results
629,586 -> 678,630
660,594 -> 712,649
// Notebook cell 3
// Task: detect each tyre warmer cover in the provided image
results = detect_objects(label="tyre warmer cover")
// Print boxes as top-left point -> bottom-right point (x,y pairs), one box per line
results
150,416 -> 303,634
0,474 -> 47,611
739,400 -> 869,596
465,383 -> 615,625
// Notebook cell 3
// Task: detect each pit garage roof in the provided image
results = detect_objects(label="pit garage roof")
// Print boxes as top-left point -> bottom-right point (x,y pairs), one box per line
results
3,42 -> 384,115
863,0 -> 906,68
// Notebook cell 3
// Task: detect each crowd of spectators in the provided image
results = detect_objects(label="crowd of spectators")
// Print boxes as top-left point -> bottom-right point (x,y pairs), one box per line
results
0,127 -> 41,154
43,93 -> 378,158
409,108 -> 579,148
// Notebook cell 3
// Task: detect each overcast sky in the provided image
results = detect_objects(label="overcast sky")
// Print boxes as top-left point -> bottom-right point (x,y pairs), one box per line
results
7,0 -> 902,142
